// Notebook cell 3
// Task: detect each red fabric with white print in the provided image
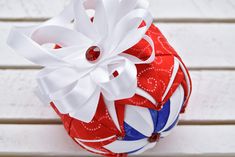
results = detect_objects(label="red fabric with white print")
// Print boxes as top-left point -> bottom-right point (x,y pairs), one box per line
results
51,24 -> 192,157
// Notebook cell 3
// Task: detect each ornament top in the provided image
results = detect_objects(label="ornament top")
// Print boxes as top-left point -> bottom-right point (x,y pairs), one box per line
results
7,0 -> 155,122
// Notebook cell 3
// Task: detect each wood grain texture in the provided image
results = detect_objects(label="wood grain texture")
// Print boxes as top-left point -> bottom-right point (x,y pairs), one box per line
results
0,0 -> 235,21
0,124 -> 234,156
1,22 -> 235,68
0,0 -> 234,156
0,22 -> 36,67
157,23 -> 235,69
149,0 -> 235,22
181,70 -> 235,123
0,70 -> 58,122
0,70 -> 234,123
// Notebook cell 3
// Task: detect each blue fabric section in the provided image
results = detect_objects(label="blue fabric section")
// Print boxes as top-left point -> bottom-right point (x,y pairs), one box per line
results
149,100 -> 171,133
155,100 -> 171,132
149,108 -> 158,131
122,99 -> 172,146
163,116 -> 179,132
122,122 -> 146,141
163,98 -> 185,132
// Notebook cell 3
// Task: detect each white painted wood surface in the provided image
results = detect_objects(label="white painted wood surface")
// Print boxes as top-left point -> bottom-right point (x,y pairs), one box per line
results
0,125 -> 234,156
0,70 -> 235,123
0,0 -> 234,156
1,22 -> 235,68
0,0 -> 235,20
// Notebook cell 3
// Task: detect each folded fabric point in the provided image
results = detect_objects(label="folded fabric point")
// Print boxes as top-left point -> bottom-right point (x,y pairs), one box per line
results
148,133 -> 161,143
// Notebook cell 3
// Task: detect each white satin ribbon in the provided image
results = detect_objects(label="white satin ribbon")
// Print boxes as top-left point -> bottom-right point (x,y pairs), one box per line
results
7,0 -> 155,122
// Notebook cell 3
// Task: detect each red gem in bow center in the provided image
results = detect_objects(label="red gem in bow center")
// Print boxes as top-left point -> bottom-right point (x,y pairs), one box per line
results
86,46 -> 101,62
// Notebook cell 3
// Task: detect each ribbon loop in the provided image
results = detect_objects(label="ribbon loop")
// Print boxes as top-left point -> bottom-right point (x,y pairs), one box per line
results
91,57 -> 137,101
7,0 -> 155,122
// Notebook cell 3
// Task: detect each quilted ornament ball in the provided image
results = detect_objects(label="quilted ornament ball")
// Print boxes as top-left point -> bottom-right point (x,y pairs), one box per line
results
8,0 -> 192,156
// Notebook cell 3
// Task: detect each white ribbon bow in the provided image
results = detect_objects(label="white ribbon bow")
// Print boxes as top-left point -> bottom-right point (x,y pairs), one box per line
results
7,0 -> 155,122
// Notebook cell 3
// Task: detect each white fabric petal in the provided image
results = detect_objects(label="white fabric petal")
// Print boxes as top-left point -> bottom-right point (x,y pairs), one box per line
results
136,87 -> 157,105
131,142 -> 156,155
75,135 -> 116,143
175,57 -> 191,99
159,85 -> 184,132
161,118 -> 180,138
103,99 -> 122,131
162,57 -> 180,101
124,105 -> 154,137
75,139 -> 107,154
104,138 -> 148,153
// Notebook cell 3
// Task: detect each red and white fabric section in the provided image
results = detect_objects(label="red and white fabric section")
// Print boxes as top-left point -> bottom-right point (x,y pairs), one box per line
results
7,0 -> 192,156
51,24 -> 192,156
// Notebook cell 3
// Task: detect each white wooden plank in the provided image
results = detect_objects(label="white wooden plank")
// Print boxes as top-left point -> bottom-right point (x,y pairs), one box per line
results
0,124 -> 89,156
1,22 -> 235,68
0,0 -> 70,19
157,23 -> 235,69
150,0 -> 235,21
0,70 -> 58,121
181,70 -> 235,122
146,125 -> 235,156
0,70 -> 235,123
0,22 -> 36,67
0,125 -> 234,156
0,0 -> 235,20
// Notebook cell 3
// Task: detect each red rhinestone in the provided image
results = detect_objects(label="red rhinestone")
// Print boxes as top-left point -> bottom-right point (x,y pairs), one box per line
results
112,70 -> 119,77
85,46 -> 101,62
54,44 -> 62,49
90,17 -> 94,22
148,133 -> 161,143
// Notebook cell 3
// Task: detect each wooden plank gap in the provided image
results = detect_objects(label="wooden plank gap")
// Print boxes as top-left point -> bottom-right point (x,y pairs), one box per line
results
2,18 -> 235,24
154,18 -> 235,23
189,67 -> 235,71
0,66 -> 43,70
179,120 -> 235,126
0,119 -> 61,125
0,153 -> 97,157
1,119 -> 235,126
1,66 -> 235,71
0,153 -> 234,157
0,18 -> 48,22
